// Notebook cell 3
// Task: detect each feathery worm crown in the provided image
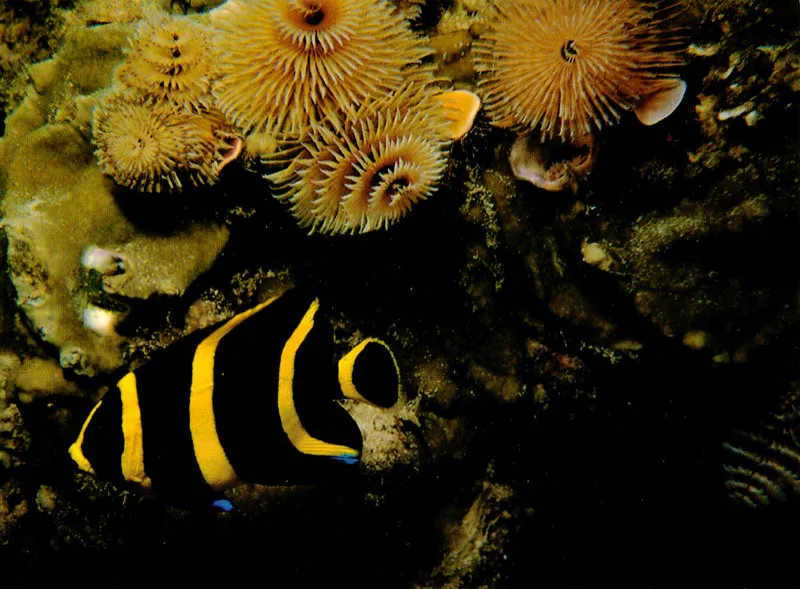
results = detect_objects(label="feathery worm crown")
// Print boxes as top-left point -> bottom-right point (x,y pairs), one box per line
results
474,0 -> 686,142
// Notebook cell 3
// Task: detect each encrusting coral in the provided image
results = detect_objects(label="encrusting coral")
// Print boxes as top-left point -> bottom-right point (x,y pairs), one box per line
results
0,9 -> 232,376
474,0 -> 687,142
267,84 -> 452,235
209,0 -> 434,140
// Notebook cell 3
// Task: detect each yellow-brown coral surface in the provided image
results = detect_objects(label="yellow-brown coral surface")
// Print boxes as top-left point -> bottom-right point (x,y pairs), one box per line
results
474,0 -> 685,141
210,0 -> 433,138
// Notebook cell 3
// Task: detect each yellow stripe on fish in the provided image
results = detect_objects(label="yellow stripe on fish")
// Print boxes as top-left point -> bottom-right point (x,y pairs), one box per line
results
279,299 -> 359,461
119,372 -> 152,490
68,399 -> 103,476
338,338 -> 400,409
188,297 -> 282,490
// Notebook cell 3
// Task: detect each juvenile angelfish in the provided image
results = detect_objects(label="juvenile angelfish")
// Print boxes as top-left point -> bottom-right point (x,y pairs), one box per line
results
68,289 -> 400,508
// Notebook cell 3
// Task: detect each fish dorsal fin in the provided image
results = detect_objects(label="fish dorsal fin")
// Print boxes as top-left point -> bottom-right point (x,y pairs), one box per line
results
434,90 -> 481,140
634,79 -> 687,126
338,338 -> 400,409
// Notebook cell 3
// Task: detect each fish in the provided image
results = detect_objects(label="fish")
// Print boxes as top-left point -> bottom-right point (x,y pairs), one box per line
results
68,289 -> 400,509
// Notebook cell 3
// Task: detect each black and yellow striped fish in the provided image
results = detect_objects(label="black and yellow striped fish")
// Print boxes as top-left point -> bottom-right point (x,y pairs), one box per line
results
68,289 -> 400,508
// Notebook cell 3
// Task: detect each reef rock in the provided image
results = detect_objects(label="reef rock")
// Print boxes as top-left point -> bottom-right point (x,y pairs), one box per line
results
0,14 -> 229,377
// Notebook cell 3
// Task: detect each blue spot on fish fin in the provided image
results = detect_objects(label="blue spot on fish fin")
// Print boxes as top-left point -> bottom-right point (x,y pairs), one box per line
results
331,453 -> 360,465
211,498 -> 234,512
